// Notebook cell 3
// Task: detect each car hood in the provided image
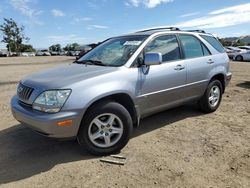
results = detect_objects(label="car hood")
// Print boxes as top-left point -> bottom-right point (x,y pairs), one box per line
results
21,63 -> 119,89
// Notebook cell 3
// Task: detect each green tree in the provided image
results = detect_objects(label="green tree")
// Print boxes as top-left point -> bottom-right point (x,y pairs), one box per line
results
88,43 -> 99,49
72,43 -> 80,50
233,40 -> 245,47
0,18 -> 29,54
20,44 -> 36,52
218,38 -> 232,46
49,44 -> 62,52
63,43 -> 80,51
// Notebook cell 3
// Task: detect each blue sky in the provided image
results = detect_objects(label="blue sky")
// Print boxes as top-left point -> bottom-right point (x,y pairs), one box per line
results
0,0 -> 250,48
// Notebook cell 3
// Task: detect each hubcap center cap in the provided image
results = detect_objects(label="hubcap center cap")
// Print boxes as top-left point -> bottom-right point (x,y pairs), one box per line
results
103,126 -> 110,132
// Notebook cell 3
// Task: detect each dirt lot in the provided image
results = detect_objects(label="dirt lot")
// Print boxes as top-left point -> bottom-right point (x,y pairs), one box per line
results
0,56 -> 249,188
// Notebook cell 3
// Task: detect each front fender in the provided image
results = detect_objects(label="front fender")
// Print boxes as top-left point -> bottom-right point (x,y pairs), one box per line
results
63,77 -> 136,115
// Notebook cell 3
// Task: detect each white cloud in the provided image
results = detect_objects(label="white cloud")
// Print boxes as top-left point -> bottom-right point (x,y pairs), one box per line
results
175,3 -> 250,29
71,17 -> 93,24
180,12 -> 200,18
127,0 -> 173,8
46,34 -> 85,43
87,25 -> 109,29
87,2 -> 99,9
9,0 -> 43,25
124,1 -> 131,6
209,3 -> 250,15
51,9 -> 65,17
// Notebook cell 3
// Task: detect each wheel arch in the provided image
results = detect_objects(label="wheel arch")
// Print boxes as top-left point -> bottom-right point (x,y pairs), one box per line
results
209,73 -> 225,93
81,93 -> 139,129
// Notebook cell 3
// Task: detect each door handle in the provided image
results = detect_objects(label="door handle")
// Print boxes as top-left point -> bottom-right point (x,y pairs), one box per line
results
207,59 -> 214,64
174,64 -> 185,70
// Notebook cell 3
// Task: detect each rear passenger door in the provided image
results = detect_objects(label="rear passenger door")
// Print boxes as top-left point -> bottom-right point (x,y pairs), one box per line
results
178,34 -> 213,99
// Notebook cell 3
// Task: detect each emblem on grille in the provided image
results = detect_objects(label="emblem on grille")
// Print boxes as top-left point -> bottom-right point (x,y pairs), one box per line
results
17,85 -> 24,93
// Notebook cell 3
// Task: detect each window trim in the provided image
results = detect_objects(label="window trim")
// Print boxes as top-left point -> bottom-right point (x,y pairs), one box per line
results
201,42 -> 211,56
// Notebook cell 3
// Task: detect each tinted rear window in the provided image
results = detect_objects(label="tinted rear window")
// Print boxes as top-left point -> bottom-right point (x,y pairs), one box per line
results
200,35 -> 225,53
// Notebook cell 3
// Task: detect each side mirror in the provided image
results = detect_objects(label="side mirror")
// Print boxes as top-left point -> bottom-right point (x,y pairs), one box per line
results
144,52 -> 162,66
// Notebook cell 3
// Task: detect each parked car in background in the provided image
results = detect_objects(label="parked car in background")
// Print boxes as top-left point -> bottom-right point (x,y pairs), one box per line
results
58,51 -> 66,56
29,52 -> 36,57
36,50 -> 51,56
0,50 -> 8,57
233,50 -> 250,61
21,52 -> 29,57
66,51 -> 80,56
11,27 -> 232,155
76,45 -> 92,60
238,46 -> 250,51
50,51 -> 59,56
43,51 -> 51,56
66,51 -> 74,56
9,52 -> 18,57
36,51 -> 44,56
225,46 -> 243,59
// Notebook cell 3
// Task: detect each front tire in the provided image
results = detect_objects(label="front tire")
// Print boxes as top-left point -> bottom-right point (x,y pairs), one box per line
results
77,101 -> 133,156
199,80 -> 223,113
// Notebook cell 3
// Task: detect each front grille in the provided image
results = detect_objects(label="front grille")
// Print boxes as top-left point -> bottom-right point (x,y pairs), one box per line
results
17,83 -> 34,101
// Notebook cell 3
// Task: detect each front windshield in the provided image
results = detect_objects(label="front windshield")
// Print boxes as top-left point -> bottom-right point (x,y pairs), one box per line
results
78,35 -> 148,67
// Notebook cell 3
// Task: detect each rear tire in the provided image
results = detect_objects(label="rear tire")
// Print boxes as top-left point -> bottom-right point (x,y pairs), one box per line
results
77,101 -> 133,156
199,80 -> 223,113
235,55 -> 243,61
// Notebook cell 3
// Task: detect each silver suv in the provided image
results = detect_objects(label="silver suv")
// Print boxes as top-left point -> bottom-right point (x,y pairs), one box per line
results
11,27 -> 232,155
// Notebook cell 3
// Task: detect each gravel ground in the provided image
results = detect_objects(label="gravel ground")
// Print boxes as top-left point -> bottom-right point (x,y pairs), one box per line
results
0,57 -> 249,188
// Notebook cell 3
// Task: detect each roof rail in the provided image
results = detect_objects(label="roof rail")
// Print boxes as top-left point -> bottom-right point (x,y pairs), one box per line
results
135,27 -> 180,33
186,30 -> 206,33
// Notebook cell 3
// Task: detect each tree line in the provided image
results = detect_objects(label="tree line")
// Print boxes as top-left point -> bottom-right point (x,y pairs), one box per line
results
0,18 -> 97,55
219,38 -> 250,47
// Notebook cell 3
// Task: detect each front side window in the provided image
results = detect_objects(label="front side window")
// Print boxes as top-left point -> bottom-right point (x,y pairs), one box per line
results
144,35 -> 181,62
79,35 -> 148,67
179,35 -> 204,59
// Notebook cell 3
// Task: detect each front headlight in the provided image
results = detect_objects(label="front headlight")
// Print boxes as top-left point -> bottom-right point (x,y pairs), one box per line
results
32,90 -> 71,113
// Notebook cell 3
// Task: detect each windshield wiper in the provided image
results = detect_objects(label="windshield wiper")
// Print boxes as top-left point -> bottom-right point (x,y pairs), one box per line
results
74,59 -> 107,66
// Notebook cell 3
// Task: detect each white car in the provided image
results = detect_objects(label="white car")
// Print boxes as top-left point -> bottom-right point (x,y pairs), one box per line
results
225,47 -> 243,59
29,53 -> 36,57
238,46 -> 250,51
233,50 -> 250,61
21,53 -> 29,57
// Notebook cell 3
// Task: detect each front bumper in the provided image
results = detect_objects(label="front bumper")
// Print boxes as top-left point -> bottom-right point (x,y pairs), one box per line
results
11,95 -> 82,138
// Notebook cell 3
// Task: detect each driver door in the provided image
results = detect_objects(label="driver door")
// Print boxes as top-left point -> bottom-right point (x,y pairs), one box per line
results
136,34 -> 187,116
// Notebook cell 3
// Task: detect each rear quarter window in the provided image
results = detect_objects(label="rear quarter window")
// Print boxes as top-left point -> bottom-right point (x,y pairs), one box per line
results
200,35 -> 225,53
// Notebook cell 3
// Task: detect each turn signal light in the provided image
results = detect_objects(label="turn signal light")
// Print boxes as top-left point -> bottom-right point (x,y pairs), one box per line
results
57,120 -> 73,126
